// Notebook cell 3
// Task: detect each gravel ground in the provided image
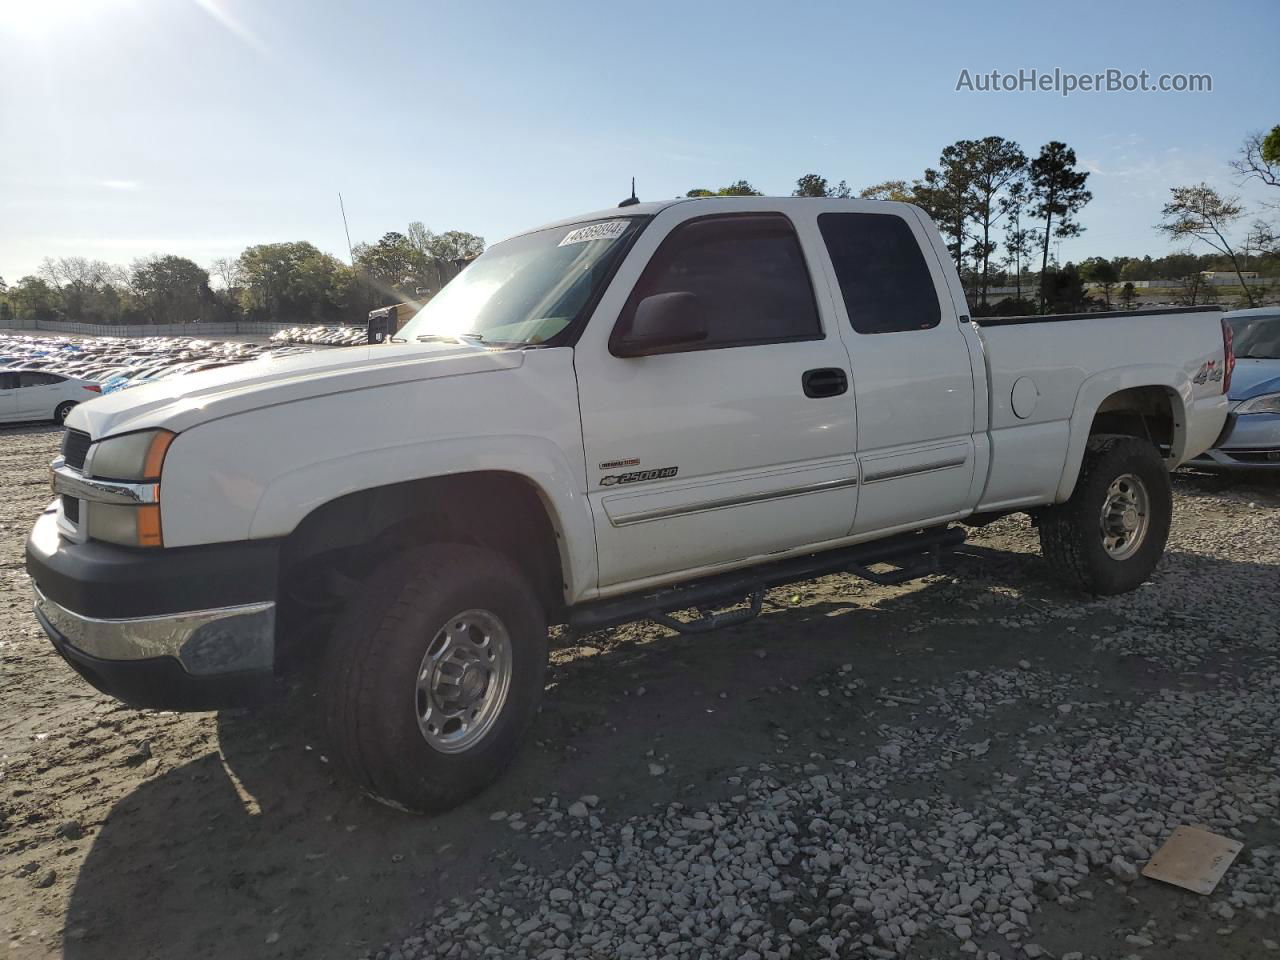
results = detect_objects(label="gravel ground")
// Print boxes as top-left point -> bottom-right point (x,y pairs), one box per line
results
1,425 -> 1278,960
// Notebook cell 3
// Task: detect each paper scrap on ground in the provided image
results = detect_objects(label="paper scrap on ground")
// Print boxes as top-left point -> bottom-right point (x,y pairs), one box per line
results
1141,825 -> 1243,895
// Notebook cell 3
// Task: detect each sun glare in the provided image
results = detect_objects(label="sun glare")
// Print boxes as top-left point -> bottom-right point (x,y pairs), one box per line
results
0,0 -> 133,38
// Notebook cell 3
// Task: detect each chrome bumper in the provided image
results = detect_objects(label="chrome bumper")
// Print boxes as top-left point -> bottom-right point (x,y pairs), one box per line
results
33,585 -> 275,676
50,456 -> 159,505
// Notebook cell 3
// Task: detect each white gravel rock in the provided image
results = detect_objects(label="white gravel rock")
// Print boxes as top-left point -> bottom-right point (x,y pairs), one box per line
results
365,493 -> 1280,960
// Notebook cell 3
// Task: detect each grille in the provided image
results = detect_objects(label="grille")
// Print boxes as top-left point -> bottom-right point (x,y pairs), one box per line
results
62,495 -> 80,524
61,429 -> 91,470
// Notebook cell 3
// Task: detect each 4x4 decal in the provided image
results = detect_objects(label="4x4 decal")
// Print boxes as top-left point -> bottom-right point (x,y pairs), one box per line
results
1192,359 -> 1223,385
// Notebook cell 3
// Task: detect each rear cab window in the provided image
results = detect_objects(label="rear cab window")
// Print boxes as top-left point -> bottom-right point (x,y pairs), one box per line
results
818,212 -> 942,335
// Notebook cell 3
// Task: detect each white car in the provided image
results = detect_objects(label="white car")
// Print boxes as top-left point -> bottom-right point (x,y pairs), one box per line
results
29,196 -> 1231,813
0,369 -> 101,424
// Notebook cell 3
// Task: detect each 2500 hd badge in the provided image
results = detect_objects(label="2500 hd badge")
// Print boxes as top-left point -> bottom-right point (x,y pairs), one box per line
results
599,466 -> 678,486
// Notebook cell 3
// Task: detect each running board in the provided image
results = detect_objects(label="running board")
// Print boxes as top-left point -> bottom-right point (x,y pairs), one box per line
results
568,525 -> 966,634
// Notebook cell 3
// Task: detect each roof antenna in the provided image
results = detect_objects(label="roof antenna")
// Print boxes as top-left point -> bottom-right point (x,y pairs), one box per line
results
618,177 -> 639,208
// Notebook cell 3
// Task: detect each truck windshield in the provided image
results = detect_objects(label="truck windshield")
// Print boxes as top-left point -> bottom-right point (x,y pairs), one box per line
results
398,217 -> 643,346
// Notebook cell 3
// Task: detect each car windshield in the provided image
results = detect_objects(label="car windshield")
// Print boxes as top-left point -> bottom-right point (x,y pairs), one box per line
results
1231,314 -> 1280,360
397,217 -> 643,346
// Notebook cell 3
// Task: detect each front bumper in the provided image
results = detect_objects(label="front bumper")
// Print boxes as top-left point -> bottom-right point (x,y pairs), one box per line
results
26,507 -> 282,710
37,598 -> 278,710
1188,411 -> 1280,471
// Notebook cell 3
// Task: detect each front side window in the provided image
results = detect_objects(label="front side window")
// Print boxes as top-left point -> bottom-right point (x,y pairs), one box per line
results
818,212 -> 942,334
617,214 -> 821,352
398,217 -> 644,347
19,372 -> 58,387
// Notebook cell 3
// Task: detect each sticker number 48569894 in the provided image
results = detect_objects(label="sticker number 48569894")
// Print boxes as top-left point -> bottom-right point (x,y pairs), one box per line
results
560,221 -> 629,246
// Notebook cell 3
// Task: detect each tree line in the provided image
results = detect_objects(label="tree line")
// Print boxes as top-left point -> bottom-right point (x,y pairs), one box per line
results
685,137 -> 1093,314
688,122 -> 1280,313
0,224 -> 484,328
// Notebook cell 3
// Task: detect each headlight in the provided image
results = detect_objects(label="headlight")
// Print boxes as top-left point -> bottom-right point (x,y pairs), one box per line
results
84,429 -> 174,548
1235,392 -> 1280,415
89,429 -> 175,481
87,502 -> 164,548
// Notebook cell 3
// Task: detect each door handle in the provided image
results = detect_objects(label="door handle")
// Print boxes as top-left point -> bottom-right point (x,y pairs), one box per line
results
802,368 -> 848,399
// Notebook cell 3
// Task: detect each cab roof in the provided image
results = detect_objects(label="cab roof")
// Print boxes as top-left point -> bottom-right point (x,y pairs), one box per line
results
509,195 -> 924,243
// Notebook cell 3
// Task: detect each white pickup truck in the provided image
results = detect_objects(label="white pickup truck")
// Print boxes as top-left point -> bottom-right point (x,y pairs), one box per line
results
27,197 -> 1232,812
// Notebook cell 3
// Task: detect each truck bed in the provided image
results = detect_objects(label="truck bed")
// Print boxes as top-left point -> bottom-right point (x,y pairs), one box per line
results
972,305 -> 1230,512
974,305 -> 1223,327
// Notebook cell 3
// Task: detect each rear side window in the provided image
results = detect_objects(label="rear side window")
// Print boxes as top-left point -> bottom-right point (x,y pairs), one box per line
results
19,372 -> 61,386
620,214 -> 821,351
818,212 -> 942,334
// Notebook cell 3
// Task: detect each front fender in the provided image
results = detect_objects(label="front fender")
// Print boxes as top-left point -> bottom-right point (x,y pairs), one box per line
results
248,435 -> 596,601
157,349 -> 597,600
1055,366 -> 1191,503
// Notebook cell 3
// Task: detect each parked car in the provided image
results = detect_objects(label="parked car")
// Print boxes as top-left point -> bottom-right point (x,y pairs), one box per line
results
1189,308 -> 1280,470
28,197 -> 1232,813
0,369 -> 101,424
270,324 -> 366,347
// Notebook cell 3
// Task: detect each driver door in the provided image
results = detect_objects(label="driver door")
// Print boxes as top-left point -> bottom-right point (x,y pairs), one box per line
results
574,209 -> 860,591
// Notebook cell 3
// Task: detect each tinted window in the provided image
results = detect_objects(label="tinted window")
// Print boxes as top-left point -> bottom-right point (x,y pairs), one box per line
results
20,372 -> 62,387
0,373 -> 17,390
618,214 -> 820,352
818,212 -> 942,334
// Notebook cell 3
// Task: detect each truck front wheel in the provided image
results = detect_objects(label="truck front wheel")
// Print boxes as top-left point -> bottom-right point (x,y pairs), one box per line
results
320,544 -> 547,813
1038,435 -> 1173,595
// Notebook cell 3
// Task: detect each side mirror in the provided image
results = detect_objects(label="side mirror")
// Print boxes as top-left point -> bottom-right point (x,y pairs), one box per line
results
613,291 -> 707,357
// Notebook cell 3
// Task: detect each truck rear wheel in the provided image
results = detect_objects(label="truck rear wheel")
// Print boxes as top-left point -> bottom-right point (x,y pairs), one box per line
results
1038,435 -> 1172,595
320,544 -> 547,813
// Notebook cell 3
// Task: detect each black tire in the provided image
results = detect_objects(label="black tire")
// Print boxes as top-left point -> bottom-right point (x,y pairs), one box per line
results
320,544 -> 547,813
1038,434 -> 1172,595
54,401 -> 76,425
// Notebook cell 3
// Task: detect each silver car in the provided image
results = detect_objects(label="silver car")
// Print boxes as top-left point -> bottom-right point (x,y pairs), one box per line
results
1190,308 -> 1280,470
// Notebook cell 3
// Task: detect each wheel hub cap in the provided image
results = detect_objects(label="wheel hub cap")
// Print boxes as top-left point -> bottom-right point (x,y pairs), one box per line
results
1099,473 -> 1150,561
415,609 -> 512,754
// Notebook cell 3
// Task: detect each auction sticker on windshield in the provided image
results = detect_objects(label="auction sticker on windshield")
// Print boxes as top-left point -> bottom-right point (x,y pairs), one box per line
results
559,221 -> 629,246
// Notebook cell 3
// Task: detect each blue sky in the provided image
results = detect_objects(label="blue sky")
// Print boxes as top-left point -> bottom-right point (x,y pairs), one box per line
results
1,0 -> 1276,282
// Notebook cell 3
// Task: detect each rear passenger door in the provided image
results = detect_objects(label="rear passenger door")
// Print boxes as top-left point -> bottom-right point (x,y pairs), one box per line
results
17,372 -> 63,419
813,206 -> 977,535
575,209 -> 860,590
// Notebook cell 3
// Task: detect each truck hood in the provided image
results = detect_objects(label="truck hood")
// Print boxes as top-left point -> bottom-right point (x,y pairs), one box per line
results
68,342 -> 527,439
1228,358 -> 1280,402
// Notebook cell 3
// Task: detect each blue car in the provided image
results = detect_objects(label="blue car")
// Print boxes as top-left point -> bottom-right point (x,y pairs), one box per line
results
1191,308 -> 1280,470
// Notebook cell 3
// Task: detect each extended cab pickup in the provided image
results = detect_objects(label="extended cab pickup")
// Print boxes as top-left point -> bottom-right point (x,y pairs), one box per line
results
27,198 -> 1232,812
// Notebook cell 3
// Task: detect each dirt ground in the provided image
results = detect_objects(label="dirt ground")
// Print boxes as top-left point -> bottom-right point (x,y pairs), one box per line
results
1,424 -> 1277,959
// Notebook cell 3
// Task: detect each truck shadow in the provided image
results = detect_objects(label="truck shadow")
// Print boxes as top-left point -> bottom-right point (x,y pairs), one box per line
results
60,540 -> 1279,960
